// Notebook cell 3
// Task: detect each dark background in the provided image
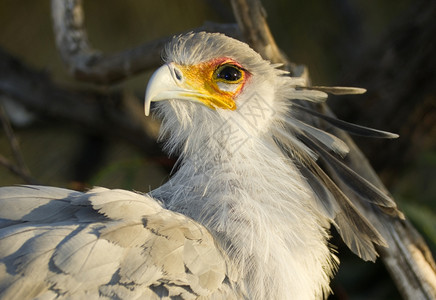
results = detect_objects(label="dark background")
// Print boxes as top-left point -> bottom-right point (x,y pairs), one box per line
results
0,1 -> 434,299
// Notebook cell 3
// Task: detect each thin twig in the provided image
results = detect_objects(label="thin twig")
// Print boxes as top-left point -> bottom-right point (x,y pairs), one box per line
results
0,154 -> 36,184
0,103 -> 36,184
0,104 -> 29,174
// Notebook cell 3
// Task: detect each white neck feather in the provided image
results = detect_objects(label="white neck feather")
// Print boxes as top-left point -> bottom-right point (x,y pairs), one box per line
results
153,105 -> 337,299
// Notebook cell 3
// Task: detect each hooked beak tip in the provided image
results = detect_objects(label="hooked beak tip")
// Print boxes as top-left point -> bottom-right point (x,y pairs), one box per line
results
144,98 -> 151,116
144,64 -> 175,117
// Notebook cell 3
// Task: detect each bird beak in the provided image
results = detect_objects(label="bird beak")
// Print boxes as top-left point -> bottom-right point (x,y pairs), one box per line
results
144,63 -> 237,116
144,63 -> 209,116
144,64 -> 178,116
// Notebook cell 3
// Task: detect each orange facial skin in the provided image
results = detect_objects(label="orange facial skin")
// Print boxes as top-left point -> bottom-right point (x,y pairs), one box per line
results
176,57 -> 251,111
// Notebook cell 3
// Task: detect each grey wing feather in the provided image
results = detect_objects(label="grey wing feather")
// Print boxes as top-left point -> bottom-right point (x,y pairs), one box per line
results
275,131 -> 385,261
275,99 -> 403,261
302,86 -> 367,95
306,160 -> 387,261
284,116 -> 350,157
0,186 -> 236,300
292,103 -> 399,139
296,133 -> 400,214
0,185 -> 81,224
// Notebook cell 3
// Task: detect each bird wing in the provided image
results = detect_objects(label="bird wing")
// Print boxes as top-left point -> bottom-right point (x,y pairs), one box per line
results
0,185 -> 237,300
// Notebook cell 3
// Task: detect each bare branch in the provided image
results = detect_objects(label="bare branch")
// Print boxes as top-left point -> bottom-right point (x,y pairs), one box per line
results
0,47 -> 161,157
51,0 -> 240,84
230,0 -> 436,299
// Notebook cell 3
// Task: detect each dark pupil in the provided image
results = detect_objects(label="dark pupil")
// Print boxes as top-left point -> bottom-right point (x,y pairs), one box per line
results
217,66 -> 242,82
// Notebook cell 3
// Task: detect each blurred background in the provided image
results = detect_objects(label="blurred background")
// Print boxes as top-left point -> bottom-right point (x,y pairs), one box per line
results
0,0 -> 434,299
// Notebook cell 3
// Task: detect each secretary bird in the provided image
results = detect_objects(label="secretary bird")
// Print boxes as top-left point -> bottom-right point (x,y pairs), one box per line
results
0,32 -> 402,300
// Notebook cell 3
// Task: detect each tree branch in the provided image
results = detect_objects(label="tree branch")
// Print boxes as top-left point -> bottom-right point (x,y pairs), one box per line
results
51,0 -> 240,84
0,47 -> 161,157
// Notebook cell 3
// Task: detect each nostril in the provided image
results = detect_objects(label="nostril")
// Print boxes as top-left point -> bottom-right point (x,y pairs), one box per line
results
174,67 -> 183,81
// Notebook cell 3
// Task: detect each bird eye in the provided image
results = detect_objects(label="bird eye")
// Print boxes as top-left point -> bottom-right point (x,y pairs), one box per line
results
215,64 -> 243,83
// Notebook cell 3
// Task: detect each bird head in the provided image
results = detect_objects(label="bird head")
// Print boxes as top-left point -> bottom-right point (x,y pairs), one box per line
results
144,32 -> 302,155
